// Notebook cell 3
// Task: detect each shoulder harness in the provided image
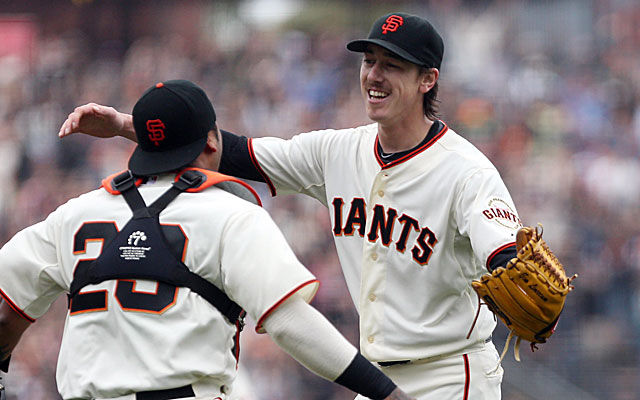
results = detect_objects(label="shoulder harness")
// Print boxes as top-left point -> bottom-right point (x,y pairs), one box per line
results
69,168 -> 261,326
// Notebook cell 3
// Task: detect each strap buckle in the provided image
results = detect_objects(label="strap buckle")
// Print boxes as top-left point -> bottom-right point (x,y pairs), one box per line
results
174,170 -> 203,191
112,170 -> 136,192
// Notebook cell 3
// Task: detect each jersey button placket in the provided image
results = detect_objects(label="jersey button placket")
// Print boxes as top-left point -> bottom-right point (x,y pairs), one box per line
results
361,171 -> 388,358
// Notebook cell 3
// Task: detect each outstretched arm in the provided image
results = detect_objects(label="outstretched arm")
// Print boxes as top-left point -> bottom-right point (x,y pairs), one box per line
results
57,104 -> 271,184
263,295 -> 414,400
58,103 -> 137,142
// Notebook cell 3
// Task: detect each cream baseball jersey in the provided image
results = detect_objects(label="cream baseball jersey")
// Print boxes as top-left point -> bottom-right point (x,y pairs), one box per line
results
0,173 -> 318,399
249,121 -> 521,362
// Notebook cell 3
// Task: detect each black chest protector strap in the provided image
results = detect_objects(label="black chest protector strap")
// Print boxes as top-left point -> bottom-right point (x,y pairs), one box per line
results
69,170 -> 244,324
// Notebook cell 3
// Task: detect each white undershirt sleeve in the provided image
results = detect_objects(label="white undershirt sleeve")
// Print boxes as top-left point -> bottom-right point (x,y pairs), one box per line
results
262,294 -> 358,381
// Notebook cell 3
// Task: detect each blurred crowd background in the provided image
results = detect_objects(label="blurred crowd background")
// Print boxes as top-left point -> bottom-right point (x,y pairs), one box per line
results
0,0 -> 639,398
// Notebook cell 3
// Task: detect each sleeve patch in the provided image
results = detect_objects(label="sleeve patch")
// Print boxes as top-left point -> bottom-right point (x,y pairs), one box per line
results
482,198 -> 522,229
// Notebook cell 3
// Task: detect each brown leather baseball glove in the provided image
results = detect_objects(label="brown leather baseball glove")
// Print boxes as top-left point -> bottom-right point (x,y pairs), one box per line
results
471,225 -> 577,361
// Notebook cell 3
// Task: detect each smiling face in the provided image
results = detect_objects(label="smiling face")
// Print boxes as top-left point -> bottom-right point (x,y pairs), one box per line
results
360,44 -> 434,127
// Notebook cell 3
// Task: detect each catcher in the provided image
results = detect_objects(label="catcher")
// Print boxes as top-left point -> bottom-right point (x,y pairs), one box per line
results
469,225 -> 577,362
0,80 -> 415,400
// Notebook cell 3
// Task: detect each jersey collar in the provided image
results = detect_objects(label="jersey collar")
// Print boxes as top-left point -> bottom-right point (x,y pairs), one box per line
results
374,120 -> 448,169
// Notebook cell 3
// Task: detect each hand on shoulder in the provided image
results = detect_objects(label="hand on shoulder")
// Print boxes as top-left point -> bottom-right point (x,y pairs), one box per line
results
58,103 -> 135,141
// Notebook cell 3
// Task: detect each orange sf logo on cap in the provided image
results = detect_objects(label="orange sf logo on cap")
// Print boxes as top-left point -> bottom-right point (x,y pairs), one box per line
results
381,15 -> 403,34
146,119 -> 166,146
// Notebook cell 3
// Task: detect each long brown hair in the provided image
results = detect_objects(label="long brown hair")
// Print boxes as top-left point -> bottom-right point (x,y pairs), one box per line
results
422,67 -> 440,121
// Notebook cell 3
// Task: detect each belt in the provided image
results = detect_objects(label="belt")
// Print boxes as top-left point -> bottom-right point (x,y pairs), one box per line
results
136,385 -> 194,400
377,336 -> 492,368
95,381 -> 228,400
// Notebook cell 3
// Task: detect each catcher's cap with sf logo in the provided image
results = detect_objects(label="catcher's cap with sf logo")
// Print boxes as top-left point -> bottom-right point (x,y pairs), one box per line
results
129,79 -> 216,176
346,12 -> 444,69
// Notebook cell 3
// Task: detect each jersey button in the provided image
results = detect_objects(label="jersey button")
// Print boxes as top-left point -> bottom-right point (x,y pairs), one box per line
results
371,253 -> 378,261
369,293 -> 376,302
368,335 -> 375,343
377,190 -> 384,197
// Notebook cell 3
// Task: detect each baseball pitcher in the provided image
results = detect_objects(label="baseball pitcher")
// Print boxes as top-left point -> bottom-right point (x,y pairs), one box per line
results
58,13 -> 575,400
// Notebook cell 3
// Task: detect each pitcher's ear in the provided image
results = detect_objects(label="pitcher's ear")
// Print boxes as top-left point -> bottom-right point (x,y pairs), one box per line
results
420,68 -> 439,94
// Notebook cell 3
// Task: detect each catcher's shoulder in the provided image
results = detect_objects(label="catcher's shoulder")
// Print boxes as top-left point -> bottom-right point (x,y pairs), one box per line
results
60,186 -> 113,209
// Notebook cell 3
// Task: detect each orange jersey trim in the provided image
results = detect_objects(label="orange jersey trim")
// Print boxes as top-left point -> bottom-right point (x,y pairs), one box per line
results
486,242 -> 516,271
375,122 -> 449,169
0,288 -> 36,323
255,279 -> 320,333
247,138 -> 277,197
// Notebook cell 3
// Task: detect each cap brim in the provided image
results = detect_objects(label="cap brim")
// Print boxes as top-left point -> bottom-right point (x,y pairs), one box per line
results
128,135 -> 207,176
347,39 -> 425,66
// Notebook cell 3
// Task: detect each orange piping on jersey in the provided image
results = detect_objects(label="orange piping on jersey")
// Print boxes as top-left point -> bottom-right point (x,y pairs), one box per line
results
69,289 -> 109,315
101,170 -> 144,194
0,288 -> 35,323
375,122 -> 449,169
254,279 -> 320,334
486,242 -> 516,271
247,138 -> 276,197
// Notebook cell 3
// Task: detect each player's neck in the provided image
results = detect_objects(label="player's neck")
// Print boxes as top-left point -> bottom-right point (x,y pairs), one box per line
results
377,117 -> 434,154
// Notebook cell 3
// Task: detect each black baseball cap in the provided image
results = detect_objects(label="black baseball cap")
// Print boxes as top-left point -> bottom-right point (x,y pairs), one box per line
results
347,12 -> 444,69
129,80 -> 216,176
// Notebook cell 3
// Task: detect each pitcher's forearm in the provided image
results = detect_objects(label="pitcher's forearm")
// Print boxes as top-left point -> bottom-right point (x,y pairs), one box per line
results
118,112 -> 136,142
59,103 -> 137,141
